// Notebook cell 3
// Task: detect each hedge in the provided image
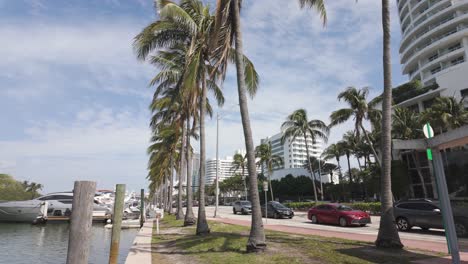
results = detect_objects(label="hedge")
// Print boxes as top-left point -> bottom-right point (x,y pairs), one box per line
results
284,201 -> 382,215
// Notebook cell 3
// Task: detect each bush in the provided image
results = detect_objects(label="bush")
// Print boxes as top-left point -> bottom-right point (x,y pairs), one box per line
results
284,201 -> 381,215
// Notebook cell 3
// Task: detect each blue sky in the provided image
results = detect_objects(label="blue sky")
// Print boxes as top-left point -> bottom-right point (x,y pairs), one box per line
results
0,0 -> 408,193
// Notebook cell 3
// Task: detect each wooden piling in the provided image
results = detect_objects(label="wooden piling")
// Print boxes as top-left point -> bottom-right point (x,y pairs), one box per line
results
108,184 -> 125,264
66,181 -> 96,264
140,189 -> 145,228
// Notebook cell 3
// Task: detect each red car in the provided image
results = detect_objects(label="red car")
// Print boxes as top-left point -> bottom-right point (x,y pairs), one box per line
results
307,203 -> 371,227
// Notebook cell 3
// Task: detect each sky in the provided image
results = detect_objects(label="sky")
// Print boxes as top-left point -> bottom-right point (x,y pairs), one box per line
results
0,0 -> 408,193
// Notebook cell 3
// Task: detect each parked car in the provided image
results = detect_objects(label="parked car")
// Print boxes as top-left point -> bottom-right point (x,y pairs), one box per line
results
308,203 -> 371,227
261,201 -> 294,219
233,200 -> 252,215
394,199 -> 468,237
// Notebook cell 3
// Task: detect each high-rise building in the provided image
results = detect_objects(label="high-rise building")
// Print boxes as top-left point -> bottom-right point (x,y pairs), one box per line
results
260,132 -> 323,170
396,0 -> 468,111
205,149 -> 261,185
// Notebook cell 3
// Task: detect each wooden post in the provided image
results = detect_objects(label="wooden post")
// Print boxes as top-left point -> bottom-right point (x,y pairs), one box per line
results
140,189 -> 145,228
66,181 -> 96,264
108,184 -> 125,264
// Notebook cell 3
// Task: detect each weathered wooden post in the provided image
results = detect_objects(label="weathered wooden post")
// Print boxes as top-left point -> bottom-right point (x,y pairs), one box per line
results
140,188 -> 145,228
66,181 -> 96,264
108,184 -> 125,264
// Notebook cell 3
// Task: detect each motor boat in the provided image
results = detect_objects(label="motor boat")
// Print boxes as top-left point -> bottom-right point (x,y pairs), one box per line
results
0,200 -> 47,223
35,192 -> 111,221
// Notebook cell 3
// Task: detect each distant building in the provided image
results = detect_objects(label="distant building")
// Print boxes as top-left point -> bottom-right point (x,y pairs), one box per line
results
260,131 -> 323,170
205,149 -> 260,185
191,152 -> 200,193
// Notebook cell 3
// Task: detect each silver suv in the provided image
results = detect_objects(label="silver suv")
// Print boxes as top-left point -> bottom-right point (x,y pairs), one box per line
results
233,200 -> 252,215
394,199 -> 468,237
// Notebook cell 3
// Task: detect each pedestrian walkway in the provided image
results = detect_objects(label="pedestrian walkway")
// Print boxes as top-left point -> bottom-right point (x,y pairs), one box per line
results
125,220 -> 154,264
209,217 -> 468,263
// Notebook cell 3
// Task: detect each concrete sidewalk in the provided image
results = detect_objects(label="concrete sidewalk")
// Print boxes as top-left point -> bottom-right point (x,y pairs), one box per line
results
209,217 -> 468,263
125,220 -> 154,264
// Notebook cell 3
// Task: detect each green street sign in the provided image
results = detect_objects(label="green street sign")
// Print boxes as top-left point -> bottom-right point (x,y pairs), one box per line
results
427,149 -> 433,160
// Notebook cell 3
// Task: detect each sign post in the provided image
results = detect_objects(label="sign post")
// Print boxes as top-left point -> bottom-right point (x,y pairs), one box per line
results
424,123 -> 460,263
263,181 -> 268,224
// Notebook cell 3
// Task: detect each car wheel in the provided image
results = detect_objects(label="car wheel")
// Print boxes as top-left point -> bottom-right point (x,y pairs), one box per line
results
288,216 -> 293,219
421,227 -> 430,231
396,217 -> 411,231
339,217 -> 347,227
360,224 -> 367,227
455,222 -> 468,237
233,208 -> 237,214
311,215 -> 319,224
274,212 -> 279,219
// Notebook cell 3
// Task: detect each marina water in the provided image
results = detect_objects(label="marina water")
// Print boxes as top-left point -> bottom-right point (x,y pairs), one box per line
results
0,223 -> 138,264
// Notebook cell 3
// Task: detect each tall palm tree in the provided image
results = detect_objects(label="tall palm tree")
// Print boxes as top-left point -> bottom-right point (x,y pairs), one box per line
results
330,87 -> 382,166
375,0 -> 403,249
281,109 -> 329,203
322,143 -> 344,184
231,152 -> 248,200
337,139 -> 353,183
213,0 -> 326,252
184,117 -> 198,226
255,143 -> 283,201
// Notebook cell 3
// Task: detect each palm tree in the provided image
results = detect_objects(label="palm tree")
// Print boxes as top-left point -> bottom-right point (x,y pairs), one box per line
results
184,118 -> 197,226
213,0 -> 326,252
281,109 -> 329,203
421,96 -> 468,133
322,143 -> 344,183
337,136 -> 353,183
375,0 -> 403,249
303,156 -> 327,200
330,87 -> 382,166
255,143 -> 283,201
231,152 -> 248,200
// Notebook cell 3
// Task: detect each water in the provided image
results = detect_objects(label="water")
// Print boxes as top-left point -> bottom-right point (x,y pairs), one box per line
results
0,223 -> 138,264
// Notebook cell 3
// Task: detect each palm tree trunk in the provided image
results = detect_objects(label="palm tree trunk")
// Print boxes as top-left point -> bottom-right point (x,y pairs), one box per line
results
375,0 -> 403,249
232,0 -> 266,252
268,171 -> 274,201
242,166 -> 248,200
176,122 -> 186,220
346,153 -> 352,183
184,119 -> 196,226
336,157 -> 345,201
356,156 -> 362,171
304,135 -> 318,203
196,76 -> 210,235
412,151 -> 428,198
163,177 -> 168,212
360,124 -> 381,166
168,157 -> 174,214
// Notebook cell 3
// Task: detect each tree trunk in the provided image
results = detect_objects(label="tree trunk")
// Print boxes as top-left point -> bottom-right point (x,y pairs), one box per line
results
360,124 -> 381,166
242,166 -> 248,200
168,157 -> 174,214
356,156 -> 362,171
375,0 -> 403,249
196,76 -> 210,235
162,178 -> 167,212
346,152 -> 353,183
268,171 -> 274,201
232,0 -> 266,252
184,118 -> 196,226
304,135 -> 318,203
176,122 -> 186,220
412,151 -> 428,198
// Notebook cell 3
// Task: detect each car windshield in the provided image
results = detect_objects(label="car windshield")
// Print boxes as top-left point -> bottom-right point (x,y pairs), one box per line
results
240,201 -> 251,206
337,205 -> 353,211
271,202 -> 287,209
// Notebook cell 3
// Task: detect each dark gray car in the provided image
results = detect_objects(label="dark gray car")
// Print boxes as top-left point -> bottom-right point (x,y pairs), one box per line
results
233,200 -> 251,215
393,199 -> 468,237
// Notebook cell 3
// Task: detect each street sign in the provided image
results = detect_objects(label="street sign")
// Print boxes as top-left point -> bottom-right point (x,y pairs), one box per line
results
423,123 -> 434,139
262,181 -> 268,192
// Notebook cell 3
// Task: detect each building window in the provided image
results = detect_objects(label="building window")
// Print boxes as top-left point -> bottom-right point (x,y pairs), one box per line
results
451,56 -> 464,66
430,66 -> 442,75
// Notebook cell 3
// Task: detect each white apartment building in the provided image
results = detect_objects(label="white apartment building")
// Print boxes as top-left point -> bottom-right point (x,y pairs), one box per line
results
261,132 -> 323,170
396,0 -> 468,112
205,150 -> 259,185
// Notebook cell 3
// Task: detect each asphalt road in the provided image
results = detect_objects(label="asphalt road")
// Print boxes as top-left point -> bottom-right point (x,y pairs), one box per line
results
191,206 -> 467,245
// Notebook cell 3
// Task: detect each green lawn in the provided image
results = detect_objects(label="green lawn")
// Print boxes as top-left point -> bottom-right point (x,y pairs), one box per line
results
151,215 -> 443,264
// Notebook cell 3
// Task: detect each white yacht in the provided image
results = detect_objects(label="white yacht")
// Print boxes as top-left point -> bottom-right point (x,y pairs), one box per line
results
0,200 -> 47,223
